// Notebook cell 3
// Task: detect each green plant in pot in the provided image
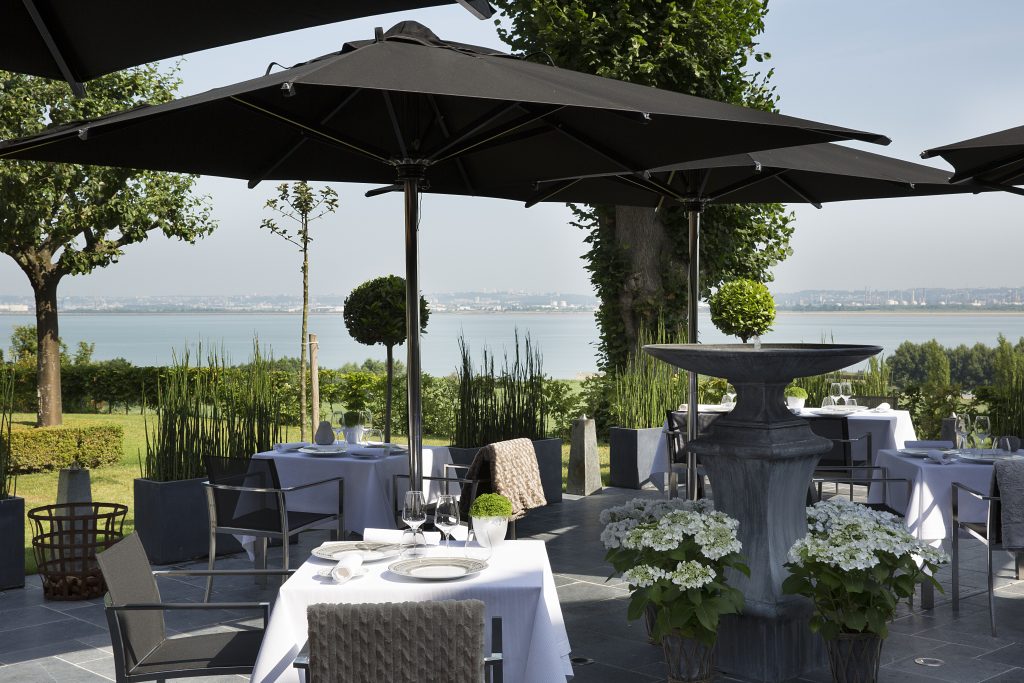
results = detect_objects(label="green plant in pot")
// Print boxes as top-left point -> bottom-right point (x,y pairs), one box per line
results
708,279 -> 776,345
784,385 -> 808,411
601,497 -> 749,682
468,493 -> 513,549
784,498 -> 947,683
338,371 -> 375,445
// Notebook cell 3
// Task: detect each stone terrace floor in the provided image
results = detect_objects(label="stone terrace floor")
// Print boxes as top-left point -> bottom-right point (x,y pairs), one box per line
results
2,486 -> 1024,682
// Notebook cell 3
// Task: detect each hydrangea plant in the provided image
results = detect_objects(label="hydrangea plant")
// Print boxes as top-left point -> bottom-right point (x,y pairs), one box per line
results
708,279 -> 776,343
469,493 -> 513,518
783,498 -> 947,640
601,497 -> 749,645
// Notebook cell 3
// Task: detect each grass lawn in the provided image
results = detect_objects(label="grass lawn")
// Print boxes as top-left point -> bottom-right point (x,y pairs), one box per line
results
13,413 -> 611,573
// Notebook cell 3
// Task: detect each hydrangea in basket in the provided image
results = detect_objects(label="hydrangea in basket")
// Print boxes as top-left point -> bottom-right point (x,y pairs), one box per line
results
601,498 -> 748,683
783,498 -> 948,683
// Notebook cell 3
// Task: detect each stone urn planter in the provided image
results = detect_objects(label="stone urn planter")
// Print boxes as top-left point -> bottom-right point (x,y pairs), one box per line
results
643,343 -> 882,683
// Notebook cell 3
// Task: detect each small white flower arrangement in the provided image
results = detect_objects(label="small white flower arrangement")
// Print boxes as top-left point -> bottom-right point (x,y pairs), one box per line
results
784,498 -> 947,640
601,497 -> 748,645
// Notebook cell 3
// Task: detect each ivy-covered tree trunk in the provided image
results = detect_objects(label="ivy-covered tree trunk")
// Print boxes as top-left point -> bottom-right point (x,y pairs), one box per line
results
33,271 -> 62,426
299,229 -> 309,441
384,344 -> 394,443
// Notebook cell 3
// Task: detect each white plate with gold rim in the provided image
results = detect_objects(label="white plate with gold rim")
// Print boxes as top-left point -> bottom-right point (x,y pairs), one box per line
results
312,541 -> 402,562
388,557 -> 487,581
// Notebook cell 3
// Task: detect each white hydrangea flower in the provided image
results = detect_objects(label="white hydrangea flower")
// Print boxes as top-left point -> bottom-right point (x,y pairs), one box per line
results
622,564 -> 669,588
669,560 -> 716,590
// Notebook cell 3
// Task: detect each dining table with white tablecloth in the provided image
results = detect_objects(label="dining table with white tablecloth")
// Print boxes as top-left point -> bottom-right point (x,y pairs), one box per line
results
249,534 -> 572,683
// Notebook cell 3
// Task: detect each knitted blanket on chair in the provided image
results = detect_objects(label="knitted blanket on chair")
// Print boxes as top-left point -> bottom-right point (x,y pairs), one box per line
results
465,437 -> 547,520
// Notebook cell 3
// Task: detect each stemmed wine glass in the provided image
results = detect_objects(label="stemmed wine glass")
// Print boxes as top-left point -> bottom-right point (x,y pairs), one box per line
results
839,381 -> 853,406
401,490 -> 427,556
974,416 -> 991,450
724,384 -> 737,406
955,414 -> 972,451
829,382 -> 842,407
435,495 -> 460,551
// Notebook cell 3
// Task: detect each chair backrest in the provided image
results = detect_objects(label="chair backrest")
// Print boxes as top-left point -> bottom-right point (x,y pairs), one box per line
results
905,440 -> 954,449
96,533 -> 165,669
462,438 -> 546,520
991,459 -> 1024,547
204,455 -> 284,532
807,416 -> 851,467
851,395 -> 896,409
306,600 -> 485,683
665,410 -> 719,464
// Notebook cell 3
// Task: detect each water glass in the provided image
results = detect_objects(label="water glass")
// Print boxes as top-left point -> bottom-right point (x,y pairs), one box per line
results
364,428 -> 384,445
402,490 -> 427,555
435,495 -> 460,550
463,527 -> 493,562
821,395 -> 835,408
725,384 -> 737,404
840,381 -> 853,405
955,414 -> 972,450
974,416 -> 991,450
829,382 -> 842,405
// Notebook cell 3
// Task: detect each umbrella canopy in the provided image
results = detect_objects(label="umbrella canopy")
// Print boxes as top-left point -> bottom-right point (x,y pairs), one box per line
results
0,21 -> 890,490
922,125 -> 1024,196
3,0 -> 493,94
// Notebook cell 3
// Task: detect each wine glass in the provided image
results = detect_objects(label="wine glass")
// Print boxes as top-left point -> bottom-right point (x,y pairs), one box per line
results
725,384 -> 737,405
974,416 -> 991,450
435,495 -> 460,551
840,381 -> 853,406
401,490 -> 427,555
821,395 -> 835,408
364,428 -> 384,445
955,414 -> 972,451
829,382 -> 842,407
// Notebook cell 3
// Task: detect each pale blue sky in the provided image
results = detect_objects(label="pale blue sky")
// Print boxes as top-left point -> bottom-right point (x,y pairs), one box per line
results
2,0 -> 1022,300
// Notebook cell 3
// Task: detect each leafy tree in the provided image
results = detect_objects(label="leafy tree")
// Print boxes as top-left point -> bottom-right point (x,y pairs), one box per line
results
921,339 -> 951,387
260,181 -> 339,440
0,66 -> 214,426
343,275 -> 430,442
709,279 -> 775,343
494,0 -> 793,369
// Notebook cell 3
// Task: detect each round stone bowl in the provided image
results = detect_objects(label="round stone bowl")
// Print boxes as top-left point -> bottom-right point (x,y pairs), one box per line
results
643,343 -> 882,383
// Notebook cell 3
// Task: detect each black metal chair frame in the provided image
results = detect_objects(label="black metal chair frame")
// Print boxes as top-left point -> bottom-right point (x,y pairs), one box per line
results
292,615 -> 504,683
811,465 -> 911,517
951,481 -> 1023,636
104,567 -> 293,683
664,420 -> 706,500
203,458 -> 344,602
809,416 -> 873,497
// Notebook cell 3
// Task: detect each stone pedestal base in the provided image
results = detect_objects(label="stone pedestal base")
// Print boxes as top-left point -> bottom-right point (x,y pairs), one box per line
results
716,611 -> 825,682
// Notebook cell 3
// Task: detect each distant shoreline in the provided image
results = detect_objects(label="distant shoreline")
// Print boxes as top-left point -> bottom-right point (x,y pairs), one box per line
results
0,309 -> 600,316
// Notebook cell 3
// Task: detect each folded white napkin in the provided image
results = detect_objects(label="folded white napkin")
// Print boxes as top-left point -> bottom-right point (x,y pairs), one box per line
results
871,403 -> 891,413
331,555 -> 363,583
274,441 -> 310,451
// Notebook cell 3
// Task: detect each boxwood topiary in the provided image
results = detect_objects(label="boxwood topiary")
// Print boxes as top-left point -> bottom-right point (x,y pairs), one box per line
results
469,493 -> 513,518
784,386 -> 808,399
709,279 -> 776,343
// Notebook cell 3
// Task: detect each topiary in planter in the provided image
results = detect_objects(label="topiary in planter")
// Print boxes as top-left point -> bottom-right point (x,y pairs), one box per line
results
709,279 -> 776,343
784,386 -> 808,399
469,493 -> 513,518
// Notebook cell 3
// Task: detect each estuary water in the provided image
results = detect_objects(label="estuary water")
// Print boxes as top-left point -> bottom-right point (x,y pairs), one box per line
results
2,310 -> 1024,378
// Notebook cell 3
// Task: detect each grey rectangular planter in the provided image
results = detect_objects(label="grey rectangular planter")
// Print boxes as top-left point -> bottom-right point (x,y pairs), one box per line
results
608,426 -> 664,489
134,477 -> 241,565
0,496 -> 24,590
446,439 -> 562,505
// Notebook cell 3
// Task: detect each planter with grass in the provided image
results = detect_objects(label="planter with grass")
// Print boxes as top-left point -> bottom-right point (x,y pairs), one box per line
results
469,493 -> 512,547
784,386 -> 808,411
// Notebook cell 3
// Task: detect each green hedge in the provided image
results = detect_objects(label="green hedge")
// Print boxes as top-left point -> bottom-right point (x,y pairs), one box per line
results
8,424 -> 123,473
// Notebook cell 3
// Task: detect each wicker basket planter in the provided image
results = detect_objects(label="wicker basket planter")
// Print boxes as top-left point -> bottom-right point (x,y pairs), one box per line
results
28,502 -> 127,600
663,631 -> 716,683
825,633 -> 883,683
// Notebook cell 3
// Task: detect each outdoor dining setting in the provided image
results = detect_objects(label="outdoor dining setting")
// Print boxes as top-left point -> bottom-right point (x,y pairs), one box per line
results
4,2 -> 1024,683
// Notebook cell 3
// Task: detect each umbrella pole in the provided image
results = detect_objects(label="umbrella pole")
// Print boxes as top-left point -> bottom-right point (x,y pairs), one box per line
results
400,164 -> 425,492
685,205 -> 701,501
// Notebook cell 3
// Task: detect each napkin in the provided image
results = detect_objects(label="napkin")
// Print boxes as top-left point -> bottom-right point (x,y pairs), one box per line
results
927,449 -> 955,464
274,441 -> 310,452
331,555 -> 363,583
871,403 -> 891,413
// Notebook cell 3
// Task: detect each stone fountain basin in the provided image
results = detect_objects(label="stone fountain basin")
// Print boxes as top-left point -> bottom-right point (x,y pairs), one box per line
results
643,343 -> 882,383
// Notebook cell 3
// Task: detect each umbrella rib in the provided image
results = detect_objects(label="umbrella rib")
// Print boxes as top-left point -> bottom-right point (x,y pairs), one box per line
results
229,96 -> 389,164
950,149 -> 1024,184
540,117 -> 643,174
524,178 -> 583,207
426,96 -> 474,193
775,174 -> 822,209
246,89 -> 364,189
429,104 -> 564,163
620,174 -> 688,202
705,168 -> 787,202
975,180 -> 1024,198
21,0 -> 85,96
381,92 -> 409,160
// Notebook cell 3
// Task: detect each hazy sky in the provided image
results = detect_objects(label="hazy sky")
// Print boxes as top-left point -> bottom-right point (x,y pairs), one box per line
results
2,0 -> 1023,300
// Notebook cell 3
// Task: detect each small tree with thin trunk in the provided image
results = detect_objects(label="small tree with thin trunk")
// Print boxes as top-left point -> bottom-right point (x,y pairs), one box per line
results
343,275 -> 430,442
260,182 -> 338,440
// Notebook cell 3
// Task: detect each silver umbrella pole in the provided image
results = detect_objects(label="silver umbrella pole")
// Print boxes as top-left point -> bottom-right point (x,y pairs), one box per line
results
400,163 -> 425,491
685,205 -> 701,501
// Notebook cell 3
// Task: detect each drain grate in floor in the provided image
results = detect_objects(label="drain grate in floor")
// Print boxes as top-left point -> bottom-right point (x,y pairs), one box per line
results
570,657 -> 595,666
914,657 -> 944,667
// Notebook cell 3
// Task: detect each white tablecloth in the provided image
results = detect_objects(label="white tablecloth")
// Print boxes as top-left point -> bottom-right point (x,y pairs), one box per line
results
868,449 -> 995,541
251,445 -> 453,536
250,537 -> 572,683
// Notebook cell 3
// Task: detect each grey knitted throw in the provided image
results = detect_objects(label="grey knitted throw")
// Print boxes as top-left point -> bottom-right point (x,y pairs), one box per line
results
995,460 -> 1024,550
306,600 -> 485,683
464,438 -> 547,520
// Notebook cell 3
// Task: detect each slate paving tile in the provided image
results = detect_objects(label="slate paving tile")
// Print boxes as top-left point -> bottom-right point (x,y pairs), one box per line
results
887,650 -> 1015,683
56,603 -> 109,628
981,668 -> 1024,682
556,579 -> 626,605
571,660 -> 660,681
73,654 -> 116,681
0,618 -> 105,655
982,644 -> 1024,667
568,629 -> 667,672
0,656 -> 109,683
877,632 -> 951,665
0,605 -> 74,632
0,639 -> 106,666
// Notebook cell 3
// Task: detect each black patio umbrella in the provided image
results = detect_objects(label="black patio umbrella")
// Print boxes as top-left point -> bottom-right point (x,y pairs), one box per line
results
0,22 -> 890,490
3,0 -> 493,94
922,125 -> 1024,197
508,142 -> 981,498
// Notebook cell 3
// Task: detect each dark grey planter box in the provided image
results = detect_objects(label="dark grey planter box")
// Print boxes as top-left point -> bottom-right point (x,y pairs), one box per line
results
134,477 -> 241,565
0,496 -> 24,590
608,426 -> 664,489
446,439 -> 562,505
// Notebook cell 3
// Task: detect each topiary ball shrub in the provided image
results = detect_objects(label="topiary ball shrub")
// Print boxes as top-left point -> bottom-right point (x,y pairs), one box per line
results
469,493 -> 513,518
709,279 -> 776,343
784,386 -> 808,399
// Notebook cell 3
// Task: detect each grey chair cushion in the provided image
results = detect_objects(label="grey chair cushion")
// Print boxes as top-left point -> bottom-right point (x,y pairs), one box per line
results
307,600 -> 485,683
994,460 -> 1024,549
133,630 -> 263,676
96,533 -> 165,667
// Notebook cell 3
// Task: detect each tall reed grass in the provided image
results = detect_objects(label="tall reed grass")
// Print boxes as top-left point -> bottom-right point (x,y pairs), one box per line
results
0,367 -> 14,498
610,320 -> 689,429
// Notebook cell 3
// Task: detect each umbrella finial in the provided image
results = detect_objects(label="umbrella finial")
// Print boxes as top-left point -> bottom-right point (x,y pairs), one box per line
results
375,26 -> 384,42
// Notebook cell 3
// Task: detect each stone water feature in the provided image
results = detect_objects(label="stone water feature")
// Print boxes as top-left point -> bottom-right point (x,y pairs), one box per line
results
644,343 -> 882,683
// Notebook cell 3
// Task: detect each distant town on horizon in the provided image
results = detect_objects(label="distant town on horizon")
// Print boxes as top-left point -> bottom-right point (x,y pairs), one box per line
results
0,287 -> 1022,314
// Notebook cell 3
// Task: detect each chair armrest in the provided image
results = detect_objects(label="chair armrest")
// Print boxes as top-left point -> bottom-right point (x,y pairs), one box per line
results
110,602 -> 269,612
444,464 -> 470,475
279,476 -> 344,493
952,481 -> 996,501
203,477 -> 343,494
293,642 -> 310,672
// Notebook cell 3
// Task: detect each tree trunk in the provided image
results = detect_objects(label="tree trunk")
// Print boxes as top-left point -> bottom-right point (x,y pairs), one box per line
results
299,229 -> 309,441
34,277 -> 62,426
612,205 -> 672,354
384,344 -> 394,444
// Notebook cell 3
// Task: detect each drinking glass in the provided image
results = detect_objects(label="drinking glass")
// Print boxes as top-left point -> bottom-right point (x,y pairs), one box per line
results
359,410 -> 373,429
435,495 -> 460,550
821,395 -> 835,408
974,416 -> 991,450
401,490 -> 427,555
829,382 -> 842,406
840,381 -> 853,405
364,428 -> 384,445
720,392 -> 734,408
464,527 -> 493,562
955,414 -> 972,450
725,384 -> 737,404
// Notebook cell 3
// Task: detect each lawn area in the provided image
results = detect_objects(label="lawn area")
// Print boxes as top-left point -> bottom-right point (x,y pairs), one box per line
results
13,413 -> 611,573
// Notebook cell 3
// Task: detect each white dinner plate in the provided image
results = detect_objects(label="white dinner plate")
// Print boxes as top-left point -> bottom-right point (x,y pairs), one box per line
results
388,557 -> 488,581
957,452 -> 1024,464
312,542 -> 403,562
813,405 -> 868,415
899,448 -> 955,458
298,445 -> 347,456
701,405 -> 734,413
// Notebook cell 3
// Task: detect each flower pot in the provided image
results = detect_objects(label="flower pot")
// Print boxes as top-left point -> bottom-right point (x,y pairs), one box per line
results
470,516 -> 508,548
643,603 -> 658,645
786,396 -> 806,410
662,630 -> 715,683
608,426 -> 663,489
0,496 -> 25,590
825,633 -> 883,683
134,477 -> 241,565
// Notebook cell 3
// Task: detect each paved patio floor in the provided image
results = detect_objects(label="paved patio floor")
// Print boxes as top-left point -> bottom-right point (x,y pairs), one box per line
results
2,486 -> 1023,682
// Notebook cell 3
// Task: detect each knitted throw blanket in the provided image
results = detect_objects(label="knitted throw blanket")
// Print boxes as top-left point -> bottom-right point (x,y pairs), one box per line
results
995,460 -> 1024,550
464,438 -> 547,520
306,600 -> 485,683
